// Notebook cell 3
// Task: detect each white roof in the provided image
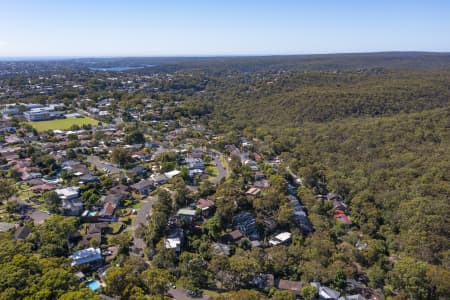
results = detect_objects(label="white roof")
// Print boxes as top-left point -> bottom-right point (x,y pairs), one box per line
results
165,238 -> 181,249
275,232 -> 291,241
177,208 -> 197,216
55,187 -> 80,199
269,232 -> 292,246
319,286 -> 341,299
70,247 -> 102,266
164,170 -> 180,178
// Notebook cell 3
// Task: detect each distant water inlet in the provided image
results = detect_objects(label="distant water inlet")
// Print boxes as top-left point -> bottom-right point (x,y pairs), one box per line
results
89,65 -> 155,71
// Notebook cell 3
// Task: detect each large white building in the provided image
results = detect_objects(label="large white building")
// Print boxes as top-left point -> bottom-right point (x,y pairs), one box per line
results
24,105 -> 64,121
24,108 -> 62,121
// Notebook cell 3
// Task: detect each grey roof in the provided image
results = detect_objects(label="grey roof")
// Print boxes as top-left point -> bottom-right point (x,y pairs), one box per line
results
0,222 -> 15,232
131,179 -> 154,190
14,226 -> 32,240
319,286 -> 341,299
212,243 -> 231,256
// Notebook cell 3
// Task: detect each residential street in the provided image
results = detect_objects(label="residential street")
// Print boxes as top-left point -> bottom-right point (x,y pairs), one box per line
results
86,155 -> 121,175
132,196 -> 157,250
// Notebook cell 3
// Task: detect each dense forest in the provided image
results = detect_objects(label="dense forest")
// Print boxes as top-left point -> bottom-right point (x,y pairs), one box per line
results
177,59 -> 450,298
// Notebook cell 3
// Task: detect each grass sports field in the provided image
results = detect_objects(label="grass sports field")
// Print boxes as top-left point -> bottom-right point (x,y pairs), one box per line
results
29,117 -> 99,132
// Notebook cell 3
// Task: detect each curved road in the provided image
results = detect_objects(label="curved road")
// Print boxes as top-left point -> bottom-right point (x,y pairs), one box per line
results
209,150 -> 228,184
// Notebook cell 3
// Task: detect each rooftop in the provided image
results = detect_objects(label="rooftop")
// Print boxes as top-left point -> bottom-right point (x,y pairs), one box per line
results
70,247 -> 102,266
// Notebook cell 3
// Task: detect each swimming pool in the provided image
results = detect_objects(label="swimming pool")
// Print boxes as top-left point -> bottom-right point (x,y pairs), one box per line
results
86,280 -> 101,291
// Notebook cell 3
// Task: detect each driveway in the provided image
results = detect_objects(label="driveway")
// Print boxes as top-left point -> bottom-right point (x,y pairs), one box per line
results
286,166 -> 303,186
132,196 -> 157,250
168,288 -> 209,300
134,197 -> 157,229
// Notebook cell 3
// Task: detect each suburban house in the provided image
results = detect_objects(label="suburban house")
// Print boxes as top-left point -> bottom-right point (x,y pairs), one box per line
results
254,171 -> 265,181
269,232 -> 292,246
30,183 -> 56,193
102,193 -> 124,206
190,148 -> 203,159
56,186 -> 80,201
251,273 -> 275,289
151,174 -> 168,186
278,279 -> 306,296
99,202 -> 117,221
164,169 -> 181,179
131,179 -> 154,195
253,179 -> 270,189
222,230 -> 243,244
246,187 -> 261,198
334,200 -> 348,211
311,282 -> 341,299
196,198 -> 216,217
56,187 -> 83,215
108,184 -> 130,197
14,226 -> 32,240
335,210 -> 352,226
126,166 -> 147,178
212,242 -> 231,256
338,295 -> 367,300
262,218 -> 278,234
289,195 -> 314,234
233,211 -> 260,240
176,208 -> 198,222
327,192 -> 343,202
78,174 -> 99,185
185,157 -> 205,170
70,247 -> 103,267
102,184 -> 130,205
165,226 -> 184,252
294,210 -> 314,234
79,223 -> 108,248
62,198 -> 84,216
165,237 -> 181,252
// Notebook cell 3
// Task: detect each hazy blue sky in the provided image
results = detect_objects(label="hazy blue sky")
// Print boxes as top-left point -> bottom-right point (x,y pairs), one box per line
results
0,0 -> 449,57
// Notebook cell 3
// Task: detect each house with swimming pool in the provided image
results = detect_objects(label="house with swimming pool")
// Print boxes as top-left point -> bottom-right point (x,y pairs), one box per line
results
70,247 -> 103,267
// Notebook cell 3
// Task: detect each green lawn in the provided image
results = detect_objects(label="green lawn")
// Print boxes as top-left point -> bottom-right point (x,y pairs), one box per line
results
29,117 -> 99,132
206,165 -> 219,176
220,155 -> 230,178
108,222 -> 124,234
206,165 -> 219,182
202,289 -> 221,297
131,201 -> 144,209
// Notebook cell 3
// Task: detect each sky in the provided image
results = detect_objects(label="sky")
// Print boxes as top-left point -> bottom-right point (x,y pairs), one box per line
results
0,0 -> 449,57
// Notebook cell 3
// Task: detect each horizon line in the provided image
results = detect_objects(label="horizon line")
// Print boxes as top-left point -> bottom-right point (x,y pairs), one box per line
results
1,50 -> 450,61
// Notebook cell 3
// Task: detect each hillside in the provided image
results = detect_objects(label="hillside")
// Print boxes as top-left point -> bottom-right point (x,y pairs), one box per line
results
182,69 -> 450,130
179,64 -> 450,297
